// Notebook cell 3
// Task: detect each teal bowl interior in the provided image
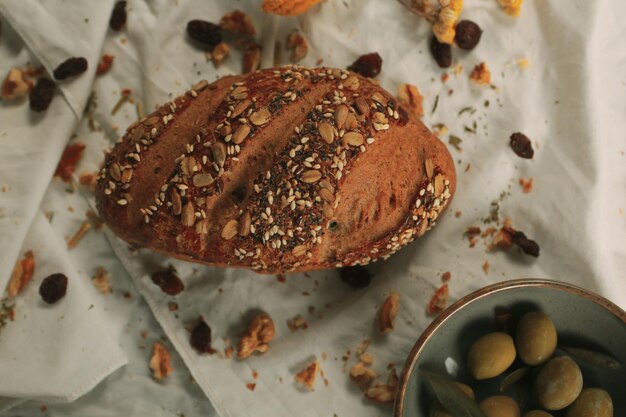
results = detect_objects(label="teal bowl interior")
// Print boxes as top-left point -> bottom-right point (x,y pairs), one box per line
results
394,279 -> 626,417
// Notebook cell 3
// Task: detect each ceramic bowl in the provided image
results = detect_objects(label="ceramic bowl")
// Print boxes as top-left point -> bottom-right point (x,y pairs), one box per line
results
394,279 -> 626,416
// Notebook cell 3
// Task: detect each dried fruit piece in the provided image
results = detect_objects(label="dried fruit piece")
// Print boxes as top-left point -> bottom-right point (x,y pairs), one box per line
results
186,20 -> 222,50
262,0 -> 321,16
295,360 -> 320,390
209,42 -> 230,67
397,83 -> 424,119
54,143 -> 85,182
7,251 -> 35,297
378,292 -> 400,333
430,36 -> 452,68
365,368 -> 398,404
53,57 -> 88,80
39,273 -> 68,304
427,283 -> 449,315
96,54 -> 115,76
347,53 -> 382,78
510,132 -> 534,159
219,10 -> 256,36
503,227 -> 540,257
432,0 -> 462,45
190,318 -> 213,354
151,266 -> 184,296
2,68 -> 32,100
469,62 -> 491,85
92,267 -> 112,294
455,20 -> 482,50
109,1 -> 127,31
29,78 -> 56,112
237,314 -> 275,359
286,32 -> 308,62
150,342 -> 173,380
497,0 -> 523,16
340,266 -> 371,288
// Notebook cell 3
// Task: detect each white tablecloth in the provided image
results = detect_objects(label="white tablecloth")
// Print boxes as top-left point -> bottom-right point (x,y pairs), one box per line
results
1,0 -> 625,416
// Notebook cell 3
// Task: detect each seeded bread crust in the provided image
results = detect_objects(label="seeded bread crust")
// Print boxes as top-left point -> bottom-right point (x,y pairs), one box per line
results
96,65 -> 456,274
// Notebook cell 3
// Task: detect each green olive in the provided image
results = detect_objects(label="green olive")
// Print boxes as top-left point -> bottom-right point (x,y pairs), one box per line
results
479,395 -> 520,417
523,411 -> 554,417
429,382 -> 474,417
515,311 -> 557,366
566,388 -> 613,417
468,332 -> 516,379
534,356 -> 583,410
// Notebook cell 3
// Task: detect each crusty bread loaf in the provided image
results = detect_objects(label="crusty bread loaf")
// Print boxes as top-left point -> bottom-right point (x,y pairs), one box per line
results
95,66 -> 456,273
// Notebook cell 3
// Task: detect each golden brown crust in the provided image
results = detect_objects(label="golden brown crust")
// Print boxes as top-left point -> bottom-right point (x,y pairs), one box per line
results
96,66 -> 456,273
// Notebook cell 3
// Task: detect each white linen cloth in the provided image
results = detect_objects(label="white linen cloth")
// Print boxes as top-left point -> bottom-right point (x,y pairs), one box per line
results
0,0 -> 625,416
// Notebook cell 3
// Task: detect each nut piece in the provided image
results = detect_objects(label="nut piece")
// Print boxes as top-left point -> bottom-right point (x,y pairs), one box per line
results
238,212 -> 252,237
378,292 -> 400,333
424,158 -> 434,179
343,75 -> 360,91
209,42 -> 230,67
181,201 -> 195,227
221,219 -> 239,240
243,45 -> 261,73
432,0 -> 462,44
2,68 -> 32,100
219,10 -> 256,36
350,362 -> 378,389
343,131 -> 364,147
232,124 -> 251,144
7,251 -> 35,297
211,142 -> 227,167
295,360 -> 320,390
92,267 -> 112,294
249,108 -> 271,126
193,173 -> 214,187
301,170 -> 322,183
318,122 -> 335,144
149,342 -> 173,380
237,314 -> 275,359
497,0 -> 523,16
365,368 -> 398,404
335,104 -> 349,128
397,83 -> 424,119
470,62 -> 491,85
286,32 -> 308,62
171,188 -> 182,215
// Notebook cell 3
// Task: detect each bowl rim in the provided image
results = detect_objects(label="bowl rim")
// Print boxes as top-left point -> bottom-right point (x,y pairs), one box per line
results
393,278 -> 626,417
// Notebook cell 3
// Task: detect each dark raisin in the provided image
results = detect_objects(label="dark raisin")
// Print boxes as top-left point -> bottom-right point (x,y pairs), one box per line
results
430,36 -> 452,68
151,266 -> 184,296
190,319 -> 212,353
509,230 -> 540,257
340,266 -> 372,288
39,273 -> 68,304
29,78 -> 56,112
509,132 -> 534,159
347,53 -> 382,78
109,1 -> 127,31
186,20 -> 222,50
454,20 -> 482,50
53,57 -> 88,80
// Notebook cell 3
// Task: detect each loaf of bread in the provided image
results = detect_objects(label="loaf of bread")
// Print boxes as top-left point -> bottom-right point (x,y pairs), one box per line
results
95,66 -> 456,274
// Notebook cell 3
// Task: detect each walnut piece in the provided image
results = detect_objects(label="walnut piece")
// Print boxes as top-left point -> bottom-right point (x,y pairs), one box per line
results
286,32 -> 308,63
295,360 -> 320,390
219,10 -> 256,36
149,342 -> 173,380
7,251 -> 35,297
286,315 -> 308,331
378,292 -> 400,333
237,314 -> 275,359
397,83 -> 424,119
497,0 -> 523,16
365,368 -> 398,404
1,68 -> 32,100
209,42 -> 230,67
350,361 -> 378,390
92,267 -> 112,294
470,62 -> 491,85
432,0 -> 462,45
